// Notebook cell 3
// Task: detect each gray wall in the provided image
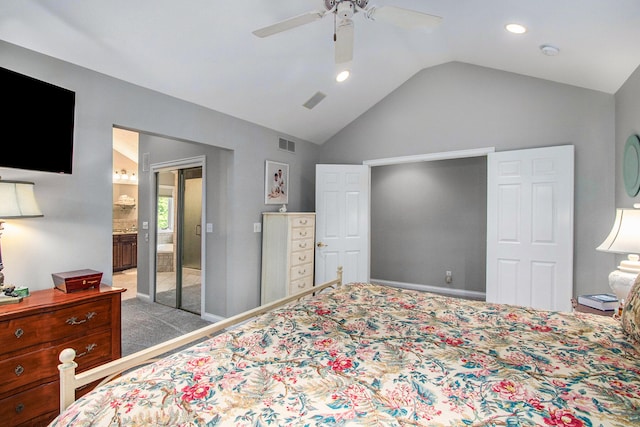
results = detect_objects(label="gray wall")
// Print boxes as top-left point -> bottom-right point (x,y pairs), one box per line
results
320,62 -> 616,297
616,65 -> 640,206
0,40 -> 319,317
2,40 -> 634,307
613,64 -> 640,272
371,158 -> 487,292
137,133 -> 231,317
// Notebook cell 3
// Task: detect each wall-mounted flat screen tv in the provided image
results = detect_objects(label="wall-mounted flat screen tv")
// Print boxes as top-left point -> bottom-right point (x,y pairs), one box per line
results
1,67 -> 75,174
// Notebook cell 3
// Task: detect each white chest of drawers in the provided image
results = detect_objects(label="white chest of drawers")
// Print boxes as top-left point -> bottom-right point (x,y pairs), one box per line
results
261,212 -> 315,304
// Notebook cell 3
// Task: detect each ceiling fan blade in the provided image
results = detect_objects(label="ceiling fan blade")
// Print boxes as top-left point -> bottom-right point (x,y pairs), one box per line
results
366,6 -> 442,31
335,19 -> 354,64
252,10 -> 326,38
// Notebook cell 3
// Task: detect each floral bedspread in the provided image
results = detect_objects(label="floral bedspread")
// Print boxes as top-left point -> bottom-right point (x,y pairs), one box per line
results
51,283 -> 640,426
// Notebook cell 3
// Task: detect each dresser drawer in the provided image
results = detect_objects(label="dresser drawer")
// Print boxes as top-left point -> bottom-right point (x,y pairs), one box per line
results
290,276 -> 314,294
0,329 -> 113,395
290,262 -> 313,281
291,226 -> 314,240
290,249 -> 313,267
1,298 -> 112,355
0,346 -> 57,395
292,216 -> 314,228
291,237 -> 313,252
0,380 -> 58,427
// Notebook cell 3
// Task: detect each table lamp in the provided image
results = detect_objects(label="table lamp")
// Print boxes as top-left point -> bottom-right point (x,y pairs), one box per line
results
0,179 -> 43,286
596,208 -> 640,304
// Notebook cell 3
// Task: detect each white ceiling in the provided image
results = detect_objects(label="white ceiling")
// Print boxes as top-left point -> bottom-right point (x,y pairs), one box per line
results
2,0 -> 640,145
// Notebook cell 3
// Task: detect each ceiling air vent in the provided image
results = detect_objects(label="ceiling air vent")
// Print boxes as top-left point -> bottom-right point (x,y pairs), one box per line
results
279,138 -> 296,153
303,91 -> 326,109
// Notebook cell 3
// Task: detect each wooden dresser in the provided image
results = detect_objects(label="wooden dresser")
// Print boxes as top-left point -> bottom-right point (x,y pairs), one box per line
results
0,285 -> 125,427
261,212 -> 315,304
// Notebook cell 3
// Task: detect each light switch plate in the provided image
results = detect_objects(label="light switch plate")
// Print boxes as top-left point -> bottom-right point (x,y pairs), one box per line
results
253,223 -> 261,233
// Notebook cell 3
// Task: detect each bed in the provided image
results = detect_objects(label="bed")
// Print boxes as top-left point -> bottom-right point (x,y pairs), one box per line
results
51,269 -> 640,426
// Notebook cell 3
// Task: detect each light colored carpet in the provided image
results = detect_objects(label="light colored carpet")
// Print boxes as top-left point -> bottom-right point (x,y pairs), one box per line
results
120,297 -> 212,356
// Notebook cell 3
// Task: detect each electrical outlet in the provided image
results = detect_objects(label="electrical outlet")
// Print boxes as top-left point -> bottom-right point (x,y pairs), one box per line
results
445,270 -> 452,284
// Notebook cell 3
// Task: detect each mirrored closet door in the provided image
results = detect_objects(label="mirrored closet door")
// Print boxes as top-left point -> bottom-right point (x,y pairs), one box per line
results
154,166 -> 202,314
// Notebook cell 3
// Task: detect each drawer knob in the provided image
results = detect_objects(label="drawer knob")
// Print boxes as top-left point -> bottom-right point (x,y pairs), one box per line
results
66,311 -> 97,326
15,403 -> 24,414
14,365 -> 24,376
14,328 -> 24,339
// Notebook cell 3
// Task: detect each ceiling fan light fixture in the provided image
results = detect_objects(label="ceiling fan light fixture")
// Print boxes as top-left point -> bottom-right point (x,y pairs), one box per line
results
505,23 -> 527,34
336,69 -> 350,82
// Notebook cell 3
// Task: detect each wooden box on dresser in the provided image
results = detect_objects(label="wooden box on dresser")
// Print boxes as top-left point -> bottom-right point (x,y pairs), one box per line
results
0,285 -> 125,427
261,212 -> 315,304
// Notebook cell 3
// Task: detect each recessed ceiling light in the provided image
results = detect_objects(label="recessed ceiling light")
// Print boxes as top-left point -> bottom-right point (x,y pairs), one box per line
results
505,23 -> 527,34
336,70 -> 350,82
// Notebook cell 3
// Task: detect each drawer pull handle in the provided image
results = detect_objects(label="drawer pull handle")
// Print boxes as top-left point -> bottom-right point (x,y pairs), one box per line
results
299,231 -> 307,236
300,219 -> 308,224
76,343 -> 97,358
298,269 -> 306,275
66,311 -> 97,325
14,365 -> 24,376
14,328 -> 24,339
15,403 -> 24,414
298,242 -> 307,248
298,255 -> 306,261
298,283 -> 305,288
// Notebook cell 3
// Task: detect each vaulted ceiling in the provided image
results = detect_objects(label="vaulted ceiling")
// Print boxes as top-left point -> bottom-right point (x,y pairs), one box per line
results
2,1 -> 640,144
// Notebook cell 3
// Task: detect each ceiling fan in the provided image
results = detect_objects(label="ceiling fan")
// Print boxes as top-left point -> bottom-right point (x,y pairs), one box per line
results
252,0 -> 442,65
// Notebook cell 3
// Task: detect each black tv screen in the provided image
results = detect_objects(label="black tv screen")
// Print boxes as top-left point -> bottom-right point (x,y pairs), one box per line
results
1,67 -> 75,174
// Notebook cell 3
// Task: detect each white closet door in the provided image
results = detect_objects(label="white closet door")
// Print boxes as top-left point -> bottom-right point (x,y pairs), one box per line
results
315,164 -> 370,285
487,145 -> 574,312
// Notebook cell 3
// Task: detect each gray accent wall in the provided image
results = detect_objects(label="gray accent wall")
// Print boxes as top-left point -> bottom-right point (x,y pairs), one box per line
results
320,62 -> 616,297
371,158 -> 487,292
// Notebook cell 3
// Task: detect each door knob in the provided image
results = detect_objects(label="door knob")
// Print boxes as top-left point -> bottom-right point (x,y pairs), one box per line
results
317,242 -> 328,247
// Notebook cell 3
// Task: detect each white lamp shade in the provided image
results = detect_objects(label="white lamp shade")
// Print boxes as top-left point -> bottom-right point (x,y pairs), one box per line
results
597,208 -> 640,254
0,180 -> 43,218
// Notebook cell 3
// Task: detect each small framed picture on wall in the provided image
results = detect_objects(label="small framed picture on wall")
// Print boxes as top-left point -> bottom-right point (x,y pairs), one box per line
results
265,160 -> 289,205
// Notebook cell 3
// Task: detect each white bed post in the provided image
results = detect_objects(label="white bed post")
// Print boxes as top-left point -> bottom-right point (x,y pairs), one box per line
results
58,348 -> 78,412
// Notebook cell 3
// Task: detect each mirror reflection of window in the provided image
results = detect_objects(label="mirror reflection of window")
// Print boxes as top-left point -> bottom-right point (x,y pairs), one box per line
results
157,185 -> 175,231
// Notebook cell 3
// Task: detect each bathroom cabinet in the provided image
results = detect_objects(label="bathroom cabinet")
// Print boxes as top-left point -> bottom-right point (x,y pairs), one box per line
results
112,233 -> 137,271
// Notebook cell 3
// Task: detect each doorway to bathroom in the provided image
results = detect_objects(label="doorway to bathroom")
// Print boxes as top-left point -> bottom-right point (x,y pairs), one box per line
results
153,163 -> 203,315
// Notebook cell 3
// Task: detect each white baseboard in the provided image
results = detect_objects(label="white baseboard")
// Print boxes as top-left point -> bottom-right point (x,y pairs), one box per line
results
133,292 -> 224,323
371,278 -> 486,301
